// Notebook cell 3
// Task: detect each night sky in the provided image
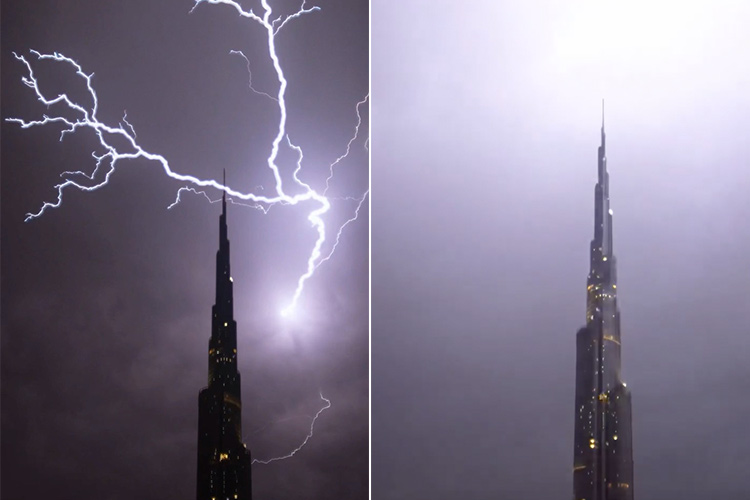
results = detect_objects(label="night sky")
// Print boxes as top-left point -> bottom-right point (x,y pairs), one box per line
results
2,1 -> 368,499
372,1 -> 750,500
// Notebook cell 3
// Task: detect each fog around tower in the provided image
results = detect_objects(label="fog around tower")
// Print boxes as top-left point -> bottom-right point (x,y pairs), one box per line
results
372,1 -> 750,498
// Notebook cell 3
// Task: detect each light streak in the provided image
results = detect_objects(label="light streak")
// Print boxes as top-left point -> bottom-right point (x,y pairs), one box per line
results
252,392 -> 331,465
315,191 -> 368,270
229,49 -> 279,103
167,187 -> 271,213
7,0 -> 368,317
324,95 -> 369,195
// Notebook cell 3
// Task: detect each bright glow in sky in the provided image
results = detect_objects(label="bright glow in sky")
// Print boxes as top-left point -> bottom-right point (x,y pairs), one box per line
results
553,0 -> 709,73
551,0 -> 742,103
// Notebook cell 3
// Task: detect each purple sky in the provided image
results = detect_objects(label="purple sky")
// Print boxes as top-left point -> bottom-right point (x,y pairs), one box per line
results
2,1 -> 367,499
372,1 -> 750,499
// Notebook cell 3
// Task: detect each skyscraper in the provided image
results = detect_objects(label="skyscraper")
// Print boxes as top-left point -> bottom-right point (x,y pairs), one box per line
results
572,111 -> 634,500
197,186 -> 253,500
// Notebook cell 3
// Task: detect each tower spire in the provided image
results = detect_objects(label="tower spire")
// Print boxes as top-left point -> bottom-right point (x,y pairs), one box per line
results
601,99 -> 606,146
222,168 -> 227,216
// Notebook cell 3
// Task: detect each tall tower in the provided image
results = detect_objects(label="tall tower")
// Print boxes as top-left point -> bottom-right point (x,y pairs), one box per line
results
197,184 -> 253,500
572,108 -> 634,500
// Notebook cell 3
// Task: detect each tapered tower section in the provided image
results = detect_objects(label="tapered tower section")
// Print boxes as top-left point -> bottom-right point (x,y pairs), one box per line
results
196,187 -> 253,500
572,111 -> 634,500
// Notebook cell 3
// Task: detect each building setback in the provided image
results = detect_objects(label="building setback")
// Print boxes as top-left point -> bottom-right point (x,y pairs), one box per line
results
572,111 -> 635,500
196,184 -> 253,500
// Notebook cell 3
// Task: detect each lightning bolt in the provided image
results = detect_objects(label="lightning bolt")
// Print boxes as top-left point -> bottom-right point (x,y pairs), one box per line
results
316,191 -> 369,271
7,0 -> 366,469
6,0 -> 368,317
324,95 -> 369,195
251,392 -> 331,465
167,187 -> 272,214
229,49 -> 279,103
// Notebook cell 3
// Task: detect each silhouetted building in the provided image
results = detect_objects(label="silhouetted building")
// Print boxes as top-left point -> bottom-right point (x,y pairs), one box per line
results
572,110 -> 634,500
197,187 -> 253,500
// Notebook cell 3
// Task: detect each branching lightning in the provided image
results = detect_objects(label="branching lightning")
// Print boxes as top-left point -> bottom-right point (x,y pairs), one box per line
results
324,95 -> 369,195
229,49 -> 279,103
7,0 -> 368,317
252,392 -> 331,465
316,191 -> 369,271
167,187 -> 271,213
8,0 -> 366,466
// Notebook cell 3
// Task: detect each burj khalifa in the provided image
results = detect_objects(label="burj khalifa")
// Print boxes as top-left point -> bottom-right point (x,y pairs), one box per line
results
572,108 -> 635,500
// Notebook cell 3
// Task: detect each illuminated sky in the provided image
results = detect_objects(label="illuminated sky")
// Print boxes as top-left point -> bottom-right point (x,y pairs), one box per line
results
372,1 -> 750,499
1,1 -> 368,499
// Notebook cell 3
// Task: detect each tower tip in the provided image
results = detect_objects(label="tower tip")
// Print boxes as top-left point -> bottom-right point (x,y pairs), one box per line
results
601,99 -> 605,130
222,168 -> 227,214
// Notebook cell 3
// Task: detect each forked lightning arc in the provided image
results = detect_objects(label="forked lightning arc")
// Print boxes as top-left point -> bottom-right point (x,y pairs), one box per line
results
252,393 -> 331,465
7,0 -> 368,316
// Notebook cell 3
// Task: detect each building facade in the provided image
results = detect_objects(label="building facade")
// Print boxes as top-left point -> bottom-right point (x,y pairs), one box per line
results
572,116 -> 634,500
196,190 -> 253,500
